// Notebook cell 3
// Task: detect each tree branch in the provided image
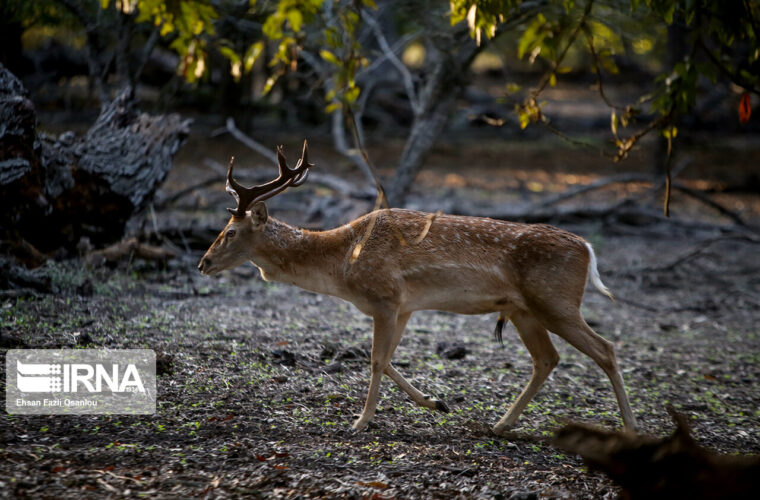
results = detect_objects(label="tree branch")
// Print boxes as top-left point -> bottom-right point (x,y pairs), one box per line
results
361,10 -> 420,114
225,117 -> 278,164
697,38 -> 760,97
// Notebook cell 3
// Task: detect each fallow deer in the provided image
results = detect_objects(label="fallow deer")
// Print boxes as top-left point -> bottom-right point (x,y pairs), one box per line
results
198,142 -> 638,433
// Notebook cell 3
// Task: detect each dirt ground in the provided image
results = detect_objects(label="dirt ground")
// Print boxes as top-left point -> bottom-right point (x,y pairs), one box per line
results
1,136 -> 759,498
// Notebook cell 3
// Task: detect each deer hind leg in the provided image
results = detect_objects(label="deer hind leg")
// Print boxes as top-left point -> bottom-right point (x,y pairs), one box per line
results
353,308 -> 399,431
383,312 -> 449,413
543,310 -> 638,431
493,310 -> 559,435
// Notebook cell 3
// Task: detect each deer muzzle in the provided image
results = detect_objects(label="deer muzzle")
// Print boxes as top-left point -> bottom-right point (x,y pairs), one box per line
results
197,257 -> 211,275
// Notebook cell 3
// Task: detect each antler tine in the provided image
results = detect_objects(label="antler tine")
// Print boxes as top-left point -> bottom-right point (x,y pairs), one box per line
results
225,157 -> 243,198
225,142 -> 314,216
276,146 -> 289,175
291,140 -> 312,186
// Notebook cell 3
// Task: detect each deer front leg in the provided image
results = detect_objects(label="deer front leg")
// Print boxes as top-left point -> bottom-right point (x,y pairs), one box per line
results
383,312 -> 449,412
353,309 -> 399,431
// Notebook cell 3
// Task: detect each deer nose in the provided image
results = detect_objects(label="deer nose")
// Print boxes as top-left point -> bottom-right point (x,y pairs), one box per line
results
198,258 -> 210,273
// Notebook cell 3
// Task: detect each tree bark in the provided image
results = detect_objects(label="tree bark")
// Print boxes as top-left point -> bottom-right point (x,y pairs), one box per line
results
387,28 -> 482,206
0,63 -> 190,262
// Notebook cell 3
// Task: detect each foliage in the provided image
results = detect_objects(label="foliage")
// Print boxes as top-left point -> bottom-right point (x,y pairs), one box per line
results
93,0 -> 369,104
445,0 -> 760,214
452,0 -> 759,148
0,0 -> 81,31
131,0 -> 218,83
38,0 -> 755,209
450,1 -> 524,45
96,0 -> 218,83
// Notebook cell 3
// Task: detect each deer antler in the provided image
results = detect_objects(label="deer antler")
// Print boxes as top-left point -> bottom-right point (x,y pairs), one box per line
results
226,140 -> 313,216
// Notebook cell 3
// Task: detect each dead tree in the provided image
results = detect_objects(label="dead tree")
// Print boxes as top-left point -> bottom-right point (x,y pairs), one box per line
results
0,63 -> 189,265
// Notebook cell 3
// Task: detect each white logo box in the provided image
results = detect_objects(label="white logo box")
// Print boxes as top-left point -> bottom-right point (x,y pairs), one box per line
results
6,349 -> 156,415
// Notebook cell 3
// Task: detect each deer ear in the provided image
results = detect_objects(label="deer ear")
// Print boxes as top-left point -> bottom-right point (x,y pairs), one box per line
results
249,201 -> 268,227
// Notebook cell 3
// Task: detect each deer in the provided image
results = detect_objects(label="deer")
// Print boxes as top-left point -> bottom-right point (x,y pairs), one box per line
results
198,141 -> 638,434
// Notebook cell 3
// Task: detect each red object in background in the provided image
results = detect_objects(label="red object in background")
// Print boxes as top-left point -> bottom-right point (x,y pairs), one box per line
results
739,92 -> 751,124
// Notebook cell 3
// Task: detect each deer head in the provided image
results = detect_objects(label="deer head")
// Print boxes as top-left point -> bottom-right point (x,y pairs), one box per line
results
197,141 -> 313,275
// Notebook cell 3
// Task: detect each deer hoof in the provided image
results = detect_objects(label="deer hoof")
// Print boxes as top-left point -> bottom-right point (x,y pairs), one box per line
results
491,423 -> 513,435
352,418 -> 370,432
424,395 -> 449,413
434,400 -> 450,413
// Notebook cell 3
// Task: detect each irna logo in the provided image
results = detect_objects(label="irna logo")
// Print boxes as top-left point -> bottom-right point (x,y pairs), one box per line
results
6,349 -> 156,415
16,360 -> 146,393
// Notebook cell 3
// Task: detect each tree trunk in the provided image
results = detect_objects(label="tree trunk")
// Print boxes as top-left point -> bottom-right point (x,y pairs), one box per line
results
388,90 -> 456,204
387,29 -> 482,206
0,63 -> 190,263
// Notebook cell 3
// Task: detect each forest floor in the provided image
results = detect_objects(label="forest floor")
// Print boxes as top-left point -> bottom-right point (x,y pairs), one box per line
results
1,134 -> 759,499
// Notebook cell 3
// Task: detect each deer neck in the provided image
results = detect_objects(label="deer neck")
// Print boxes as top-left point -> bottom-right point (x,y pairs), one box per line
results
250,217 -> 347,296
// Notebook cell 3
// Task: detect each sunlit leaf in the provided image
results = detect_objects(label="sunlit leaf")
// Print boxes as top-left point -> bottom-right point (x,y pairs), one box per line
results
218,46 -> 240,65
263,76 -> 278,94
662,126 -> 677,139
244,42 -> 264,73
325,102 -> 342,113
320,49 -> 339,65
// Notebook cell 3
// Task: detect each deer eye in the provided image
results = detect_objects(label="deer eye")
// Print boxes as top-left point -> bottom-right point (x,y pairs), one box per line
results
226,229 -> 236,239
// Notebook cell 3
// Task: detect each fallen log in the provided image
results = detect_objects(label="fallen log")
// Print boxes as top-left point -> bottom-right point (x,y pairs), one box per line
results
0,63 -> 190,264
552,409 -> 760,500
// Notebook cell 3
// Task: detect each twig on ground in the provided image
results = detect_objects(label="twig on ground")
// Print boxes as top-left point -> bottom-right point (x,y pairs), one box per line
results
534,173 -> 652,209
85,237 -> 176,267
640,234 -> 760,273
671,182 -> 747,226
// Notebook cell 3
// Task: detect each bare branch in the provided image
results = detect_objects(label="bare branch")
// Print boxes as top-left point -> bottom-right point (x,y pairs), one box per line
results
134,24 -> 161,83
532,0 -> 594,98
641,235 -> 760,273
672,182 -> 747,226
158,168 -> 372,209
331,111 -> 376,186
357,32 -> 420,81
361,10 -> 420,114
225,118 -> 278,164
534,173 -> 652,208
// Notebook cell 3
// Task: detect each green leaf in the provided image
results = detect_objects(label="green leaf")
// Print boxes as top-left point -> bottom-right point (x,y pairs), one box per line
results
320,49 -> 340,65
518,14 -> 547,60
345,86 -> 360,103
244,42 -> 264,73
218,46 -> 240,65
263,75 -> 278,94
662,126 -> 677,139
505,82 -> 521,94
286,9 -> 303,32
519,111 -> 530,129
325,101 -> 341,113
